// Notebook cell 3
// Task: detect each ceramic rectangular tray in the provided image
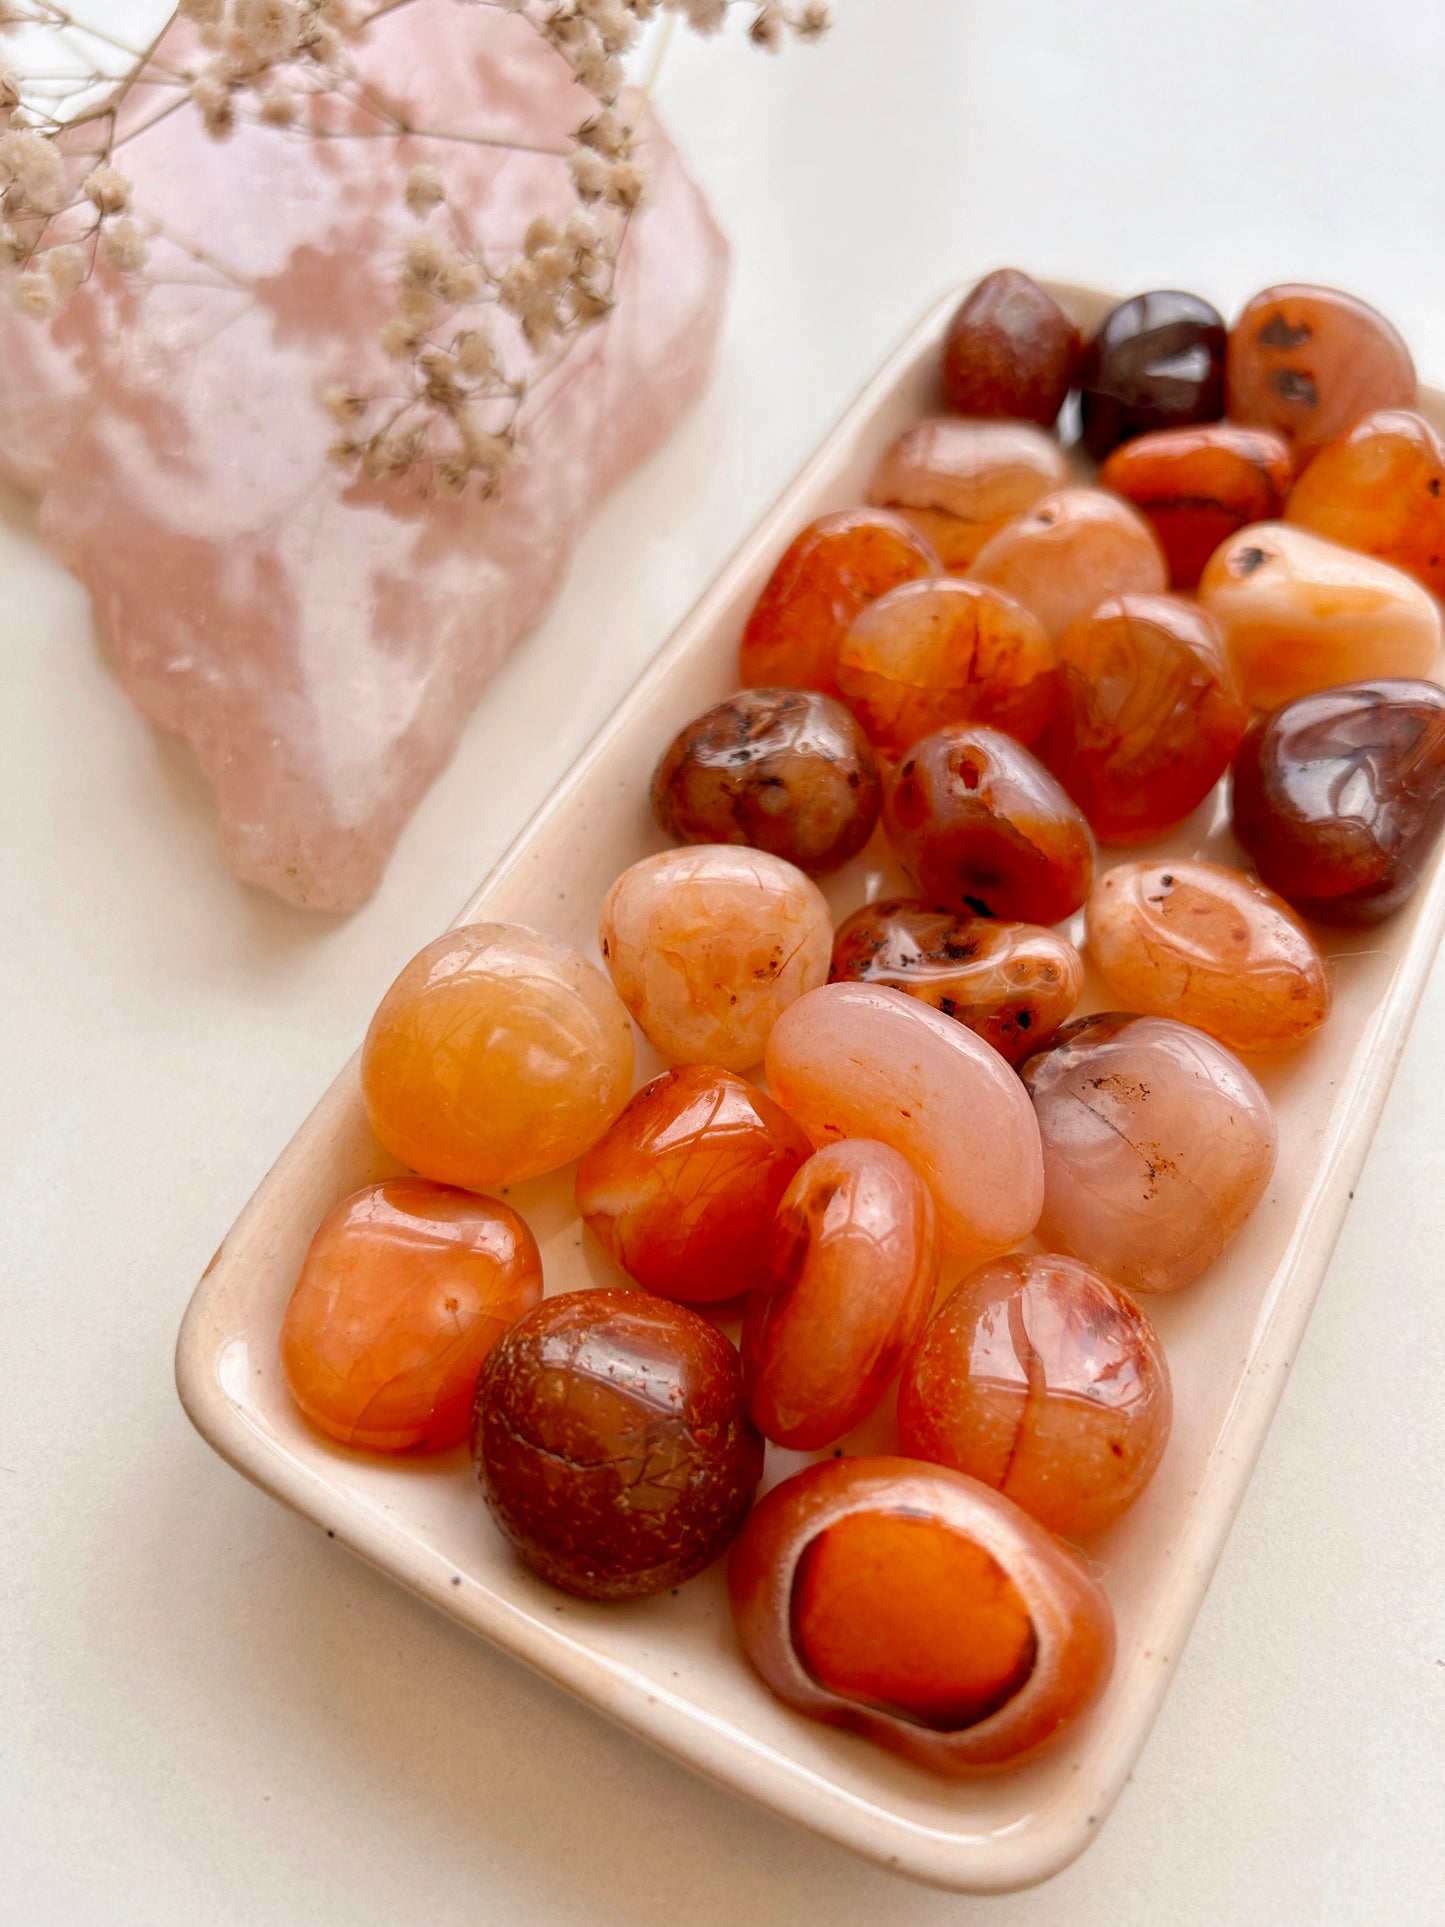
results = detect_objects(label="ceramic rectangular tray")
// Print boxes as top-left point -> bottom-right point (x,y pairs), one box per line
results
176,283 -> 1445,1893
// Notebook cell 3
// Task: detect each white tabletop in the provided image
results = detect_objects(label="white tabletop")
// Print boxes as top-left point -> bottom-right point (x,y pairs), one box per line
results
5,3 -> 1444,1921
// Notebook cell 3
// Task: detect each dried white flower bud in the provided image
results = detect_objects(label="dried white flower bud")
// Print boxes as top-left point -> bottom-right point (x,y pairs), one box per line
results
190,73 -> 235,140
44,240 -> 85,303
99,219 -> 147,273
523,214 -> 561,257
232,0 -> 302,62
13,266 -> 57,318
379,315 -> 422,359
179,0 -> 225,26
749,3 -> 785,51
323,386 -> 367,425
568,146 -> 609,201
529,244 -> 572,295
258,93 -> 298,127
791,0 -> 833,37
681,0 -> 729,32
0,127 -> 65,216
453,326 -> 496,381
83,165 -> 131,216
0,62 -> 19,112
404,164 -> 444,216
497,257 -> 537,316
0,217 -> 21,267
576,108 -> 629,159
602,158 -> 644,210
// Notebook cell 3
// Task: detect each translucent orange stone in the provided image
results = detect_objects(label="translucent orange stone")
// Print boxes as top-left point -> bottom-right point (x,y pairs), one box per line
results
882,724 -> 1095,925
1226,283 -> 1416,465
866,417 -> 1070,569
1036,593 -> 1247,845
835,576 -> 1058,757
737,509 -> 939,698
791,1511 -> 1036,1729
741,1139 -> 938,1449
598,845 -> 831,1070
897,1253 -> 1172,1538
361,922 -> 634,1190
574,1064 -> 812,1303
1098,422 -> 1292,588
1198,522 -> 1442,709
1284,408 -> 1445,598
1086,859 -> 1330,1052
281,1179 -> 543,1452
968,487 -> 1168,642
828,897 -> 1082,1065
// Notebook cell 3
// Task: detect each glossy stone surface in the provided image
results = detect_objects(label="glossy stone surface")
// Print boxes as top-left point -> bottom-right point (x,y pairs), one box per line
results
764,981 -> 1044,1257
0,6 -> 729,911
897,1253 -> 1172,1538
969,487 -> 1168,643
882,725 -> 1095,925
650,687 -> 881,875
742,1140 -> 937,1449
1099,423 -> 1292,588
1226,283 -> 1416,463
281,1180 -> 543,1453
1285,408 -> 1445,597
1232,680 -> 1445,924
1022,1013 -> 1277,1294
828,898 -> 1083,1066
939,270 -> 1081,427
472,1289 -> 763,1601
1078,291 -> 1226,460
362,923 -> 634,1190
575,1065 -> 811,1304
1036,593 -> 1248,845
836,577 -> 1058,756
598,846 -> 831,1071
867,417 -> 1070,569
1198,522 -> 1443,709
1086,860 -> 1331,1053
727,1456 -> 1115,1774
737,509 -> 939,698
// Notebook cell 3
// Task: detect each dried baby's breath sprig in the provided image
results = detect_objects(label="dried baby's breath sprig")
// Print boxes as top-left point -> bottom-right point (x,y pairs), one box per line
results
0,0 -> 830,494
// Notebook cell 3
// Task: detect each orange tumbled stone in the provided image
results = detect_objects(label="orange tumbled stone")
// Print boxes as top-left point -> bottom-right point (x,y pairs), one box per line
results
737,508 -> 938,698
281,1179 -> 542,1452
1198,522 -> 1442,709
867,417 -> 1070,569
361,922 -> 634,1190
1226,283 -> 1416,464
968,487 -> 1167,643
1285,408 -> 1445,598
1036,593 -> 1247,845
791,1510 -> 1036,1730
1099,423 -> 1292,588
575,1065 -> 812,1303
898,1253 -> 1172,1538
835,576 -> 1058,756
1085,858 -> 1331,1053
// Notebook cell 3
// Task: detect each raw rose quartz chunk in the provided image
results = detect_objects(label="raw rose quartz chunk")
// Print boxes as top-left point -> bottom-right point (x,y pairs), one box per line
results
598,846 -> 831,1071
1086,859 -> 1331,1053
968,488 -> 1168,643
0,6 -> 728,910
763,981 -> 1044,1257
1022,1013 -> 1277,1294
866,417 -> 1070,569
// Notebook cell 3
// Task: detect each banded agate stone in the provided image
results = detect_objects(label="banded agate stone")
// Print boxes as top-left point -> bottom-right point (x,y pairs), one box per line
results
867,417 -> 1070,569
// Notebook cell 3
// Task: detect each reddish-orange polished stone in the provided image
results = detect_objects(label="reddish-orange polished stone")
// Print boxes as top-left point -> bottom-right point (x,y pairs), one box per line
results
281,1180 -> 543,1453
939,269 -> 1081,427
1285,408 -> 1445,598
867,417 -> 1070,569
898,1253 -> 1172,1538
575,1065 -> 812,1304
835,576 -> 1058,757
728,1456 -> 1116,1773
1226,283 -> 1416,465
828,898 -> 1083,1066
1099,423 -> 1292,588
883,724 -> 1095,925
473,1289 -> 763,1600
737,509 -> 939,698
742,1140 -> 938,1449
1036,593 -> 1248,845
968,487 -> 1168,643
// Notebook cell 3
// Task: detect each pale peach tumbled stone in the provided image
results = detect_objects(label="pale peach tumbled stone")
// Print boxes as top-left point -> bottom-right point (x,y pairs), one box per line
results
968,488 -> 1168,642
763,981 -> 1044,1257
1086,859 -> 1331,1052
866,418 -> 1071,569
599,847 -> 831,1071
1022,1013 -> 1277,1294
1199,523 -> 1442,710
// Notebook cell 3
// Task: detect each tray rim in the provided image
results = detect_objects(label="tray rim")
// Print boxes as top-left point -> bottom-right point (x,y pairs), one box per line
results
175,281 -> 1445,1894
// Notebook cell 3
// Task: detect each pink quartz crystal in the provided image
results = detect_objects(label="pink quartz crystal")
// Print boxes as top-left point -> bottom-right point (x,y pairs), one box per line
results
0,7 -> 727,909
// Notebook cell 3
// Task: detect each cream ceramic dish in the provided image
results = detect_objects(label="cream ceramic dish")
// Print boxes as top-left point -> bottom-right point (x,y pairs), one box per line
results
176,284 -> 1445,1893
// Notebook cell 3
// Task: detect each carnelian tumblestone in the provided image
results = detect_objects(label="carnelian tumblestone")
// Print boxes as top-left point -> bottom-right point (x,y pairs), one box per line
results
742,1139 -> 937,1450
968,487 -> 1168,643
898,1253 -> 1172,1538
940,270 -> 1080,427
575,1065 -> 812,1303
281,1180 -> 542,1452
1284,408 -> 1445,599
867,417 -> 1070,569
1099,422 -> 1292,588
791,1511 -> 1036,1730
737,509 -> 938,698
